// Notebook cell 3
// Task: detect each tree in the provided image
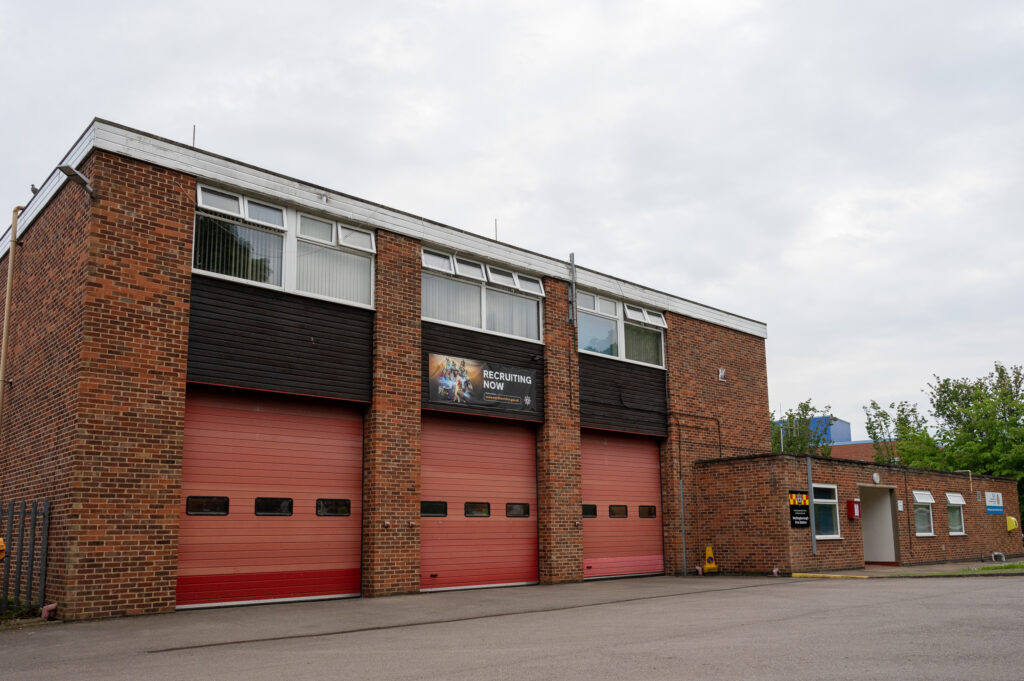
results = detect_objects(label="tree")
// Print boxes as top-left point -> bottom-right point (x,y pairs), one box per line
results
862,400 -> 941,465
865,362 -> 1024,507
771,399 -> 834,456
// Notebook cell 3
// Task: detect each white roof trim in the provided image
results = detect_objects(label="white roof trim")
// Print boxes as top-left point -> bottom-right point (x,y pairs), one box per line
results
5,119 -> 767,338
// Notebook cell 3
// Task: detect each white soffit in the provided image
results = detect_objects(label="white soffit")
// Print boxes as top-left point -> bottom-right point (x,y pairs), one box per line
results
6,119 -> 767,339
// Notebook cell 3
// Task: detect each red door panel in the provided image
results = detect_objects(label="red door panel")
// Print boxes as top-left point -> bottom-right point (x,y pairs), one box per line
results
177,388 -> 362,606
420,415 -> 538,590
582,430 -> 664,578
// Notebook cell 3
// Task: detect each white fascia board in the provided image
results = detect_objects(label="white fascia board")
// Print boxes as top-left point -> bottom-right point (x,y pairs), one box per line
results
9,119 -> 767,339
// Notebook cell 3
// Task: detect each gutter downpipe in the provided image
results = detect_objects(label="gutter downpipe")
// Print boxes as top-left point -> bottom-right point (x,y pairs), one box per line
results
0,206 -> 25,438
806,455 -> 817,556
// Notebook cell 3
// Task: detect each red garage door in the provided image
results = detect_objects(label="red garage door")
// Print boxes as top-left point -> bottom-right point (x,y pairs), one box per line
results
582,430 -> 664,578
177,388 -> 363,607
420,414 -> 538,591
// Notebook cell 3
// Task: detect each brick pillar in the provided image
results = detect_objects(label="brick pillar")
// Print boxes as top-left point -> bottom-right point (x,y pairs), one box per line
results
67,151 -> 194,619
361,231 -> 421,596
537,278 -> 583,583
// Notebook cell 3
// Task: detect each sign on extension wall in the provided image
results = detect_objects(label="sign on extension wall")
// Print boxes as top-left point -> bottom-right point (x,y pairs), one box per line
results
428,353 -> 538,413
986,491 -> 1004,514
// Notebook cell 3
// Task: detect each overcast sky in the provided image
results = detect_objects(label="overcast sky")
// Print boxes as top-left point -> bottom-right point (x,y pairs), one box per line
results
2,1 -> 1022,440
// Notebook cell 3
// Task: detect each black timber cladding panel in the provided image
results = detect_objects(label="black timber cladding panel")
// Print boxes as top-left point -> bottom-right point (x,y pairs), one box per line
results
187,275 -> 373,402
422,321 -> 544,422
579,353 -> 667,436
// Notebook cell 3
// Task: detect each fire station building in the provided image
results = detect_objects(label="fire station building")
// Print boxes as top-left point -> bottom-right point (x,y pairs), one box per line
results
1,120 -> 1018,619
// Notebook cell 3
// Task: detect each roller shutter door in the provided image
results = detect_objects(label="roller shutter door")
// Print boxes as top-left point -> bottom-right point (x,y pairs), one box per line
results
420,414 -> 538,591
582,430 -> 664,578
177,388 -> 363,607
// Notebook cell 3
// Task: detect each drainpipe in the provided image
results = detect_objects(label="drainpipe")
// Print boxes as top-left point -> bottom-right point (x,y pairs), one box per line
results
0,206 -> 25,438
806,455 -> 817,556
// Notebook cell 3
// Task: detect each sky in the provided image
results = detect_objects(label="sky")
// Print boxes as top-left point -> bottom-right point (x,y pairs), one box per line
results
2,1 -> 1022,440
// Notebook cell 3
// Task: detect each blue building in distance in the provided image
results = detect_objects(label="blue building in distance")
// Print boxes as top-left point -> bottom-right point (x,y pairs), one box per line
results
774,416 -> 851,443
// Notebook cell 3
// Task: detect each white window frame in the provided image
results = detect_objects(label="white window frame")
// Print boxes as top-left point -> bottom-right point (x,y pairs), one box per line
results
198,185 -> 243,217
338,225 -> 376,253
297,213 -> 336,245
420,249 -> 545,343
454,257 -> 487,281
913,490 -> 935,536
194,185 -> 376,310
577,291 -> 666,369
812,483 -> 841,540
945,492 -> 967,536
422,249 -> 454,274
243,197 -> 288,230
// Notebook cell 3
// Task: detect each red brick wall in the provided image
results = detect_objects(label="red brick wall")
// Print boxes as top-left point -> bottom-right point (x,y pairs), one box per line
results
537,279 -> 582,583
1,151 -> 194,619
786,458 -> 1022,571
0,173 -> 93,613
663,312 -> 770,573
68,152 -> 194,618
361,231 -> 421,595
830,442 -> 877,463
697,454 -> 1022,574
694,456 -> 791,573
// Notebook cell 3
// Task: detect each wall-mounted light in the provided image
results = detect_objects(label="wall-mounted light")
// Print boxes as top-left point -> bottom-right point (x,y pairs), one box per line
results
57,165 -> 95,199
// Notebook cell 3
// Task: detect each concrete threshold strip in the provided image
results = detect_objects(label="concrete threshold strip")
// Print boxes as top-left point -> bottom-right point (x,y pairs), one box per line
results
791,573 -> 869,579
147,579 -> 801,655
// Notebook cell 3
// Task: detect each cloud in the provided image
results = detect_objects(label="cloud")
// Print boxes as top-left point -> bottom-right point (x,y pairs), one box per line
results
2,0 -> 1022,439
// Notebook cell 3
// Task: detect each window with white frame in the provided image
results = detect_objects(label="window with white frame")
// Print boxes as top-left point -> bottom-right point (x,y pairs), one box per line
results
296,214 -> 375,306
577,292 -> 666,367
913,490 -> 935,536
193,212 -> 284,286
421,249 -> 543,341
812,484 -> 840,539
945,492 -> 966,535
194,185 -> 375,307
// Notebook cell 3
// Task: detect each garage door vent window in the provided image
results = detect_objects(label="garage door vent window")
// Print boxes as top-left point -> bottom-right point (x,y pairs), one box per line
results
609,505 -> 628,518
639,505 -> 657,518
186,496 -> 229,516
421,501 -> 448,517
506,503 -> 530,518
582,504 -> 597,518
316,498 -> 351,516
255,497 -> 293,516
464,502 -> 491,517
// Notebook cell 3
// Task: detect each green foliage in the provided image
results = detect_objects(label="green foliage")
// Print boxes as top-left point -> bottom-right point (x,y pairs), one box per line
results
862,400 -> 941,465
771,399 -> 834,456
865,362 -> 1024,507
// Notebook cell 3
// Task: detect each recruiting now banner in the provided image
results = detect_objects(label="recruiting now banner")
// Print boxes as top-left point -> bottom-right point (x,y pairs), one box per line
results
428,354 -> 537,413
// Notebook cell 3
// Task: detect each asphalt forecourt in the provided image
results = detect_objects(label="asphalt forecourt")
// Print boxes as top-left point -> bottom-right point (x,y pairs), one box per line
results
3,575 -> 1023,681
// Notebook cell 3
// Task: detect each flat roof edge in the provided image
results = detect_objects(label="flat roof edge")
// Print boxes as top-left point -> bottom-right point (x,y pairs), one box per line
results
7,118 -> 767,339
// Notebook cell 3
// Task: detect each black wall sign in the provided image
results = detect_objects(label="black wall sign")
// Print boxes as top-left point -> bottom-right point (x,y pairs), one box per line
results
789,490 -> 810,528
428,354 -> 537,413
